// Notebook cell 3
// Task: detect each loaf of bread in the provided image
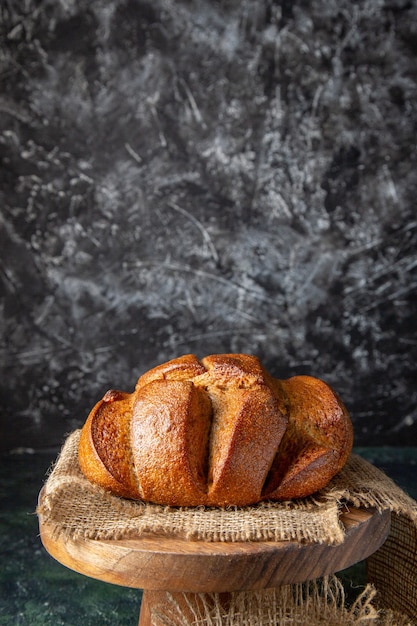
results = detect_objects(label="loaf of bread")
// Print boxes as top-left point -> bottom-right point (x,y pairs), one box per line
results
78,354 -> 353,507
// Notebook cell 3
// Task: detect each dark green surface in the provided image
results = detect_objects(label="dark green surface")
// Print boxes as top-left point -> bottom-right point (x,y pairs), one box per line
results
0,448 -> 415,625
0,452 -> 141,626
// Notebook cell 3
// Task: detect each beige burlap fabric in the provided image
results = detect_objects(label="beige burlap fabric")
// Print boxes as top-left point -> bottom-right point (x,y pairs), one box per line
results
37,430 -> 417,624
153,579 -> 414,626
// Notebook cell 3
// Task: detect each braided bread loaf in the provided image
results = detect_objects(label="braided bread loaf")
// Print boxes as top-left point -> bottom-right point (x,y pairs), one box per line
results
78,354 -> 353,507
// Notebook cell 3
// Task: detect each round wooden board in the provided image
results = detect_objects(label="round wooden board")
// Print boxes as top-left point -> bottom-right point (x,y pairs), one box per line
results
38,495 -> 390,593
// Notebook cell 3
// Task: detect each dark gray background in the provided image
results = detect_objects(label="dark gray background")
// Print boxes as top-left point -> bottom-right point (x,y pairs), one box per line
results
1,0 -> 416,453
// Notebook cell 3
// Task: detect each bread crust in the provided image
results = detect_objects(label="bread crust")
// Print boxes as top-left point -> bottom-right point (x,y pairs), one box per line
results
78,390 -> 141,499
78,354 -> 353,506
131,379 -> 211,506
263,376 -> 354,500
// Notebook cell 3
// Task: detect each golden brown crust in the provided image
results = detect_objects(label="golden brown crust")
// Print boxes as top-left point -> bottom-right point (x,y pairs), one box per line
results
135,354 -> 206,390
78,354 -> 354,506
206,384 -> 287,506
131,379 -> 211,506
263,376 -> 354,500
78,391 -> 141,499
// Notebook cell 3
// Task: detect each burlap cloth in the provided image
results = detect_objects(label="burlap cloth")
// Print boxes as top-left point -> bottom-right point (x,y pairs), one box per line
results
37,430 -> 417,625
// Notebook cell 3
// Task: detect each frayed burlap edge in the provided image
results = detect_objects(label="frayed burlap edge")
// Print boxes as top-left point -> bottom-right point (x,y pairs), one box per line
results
151,576 -> 415,625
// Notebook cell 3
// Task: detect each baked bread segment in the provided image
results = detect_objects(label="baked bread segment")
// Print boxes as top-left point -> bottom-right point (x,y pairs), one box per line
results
191,354 -> 288,506
206,384 -> 288,506
131,379 -> 212,506
78,390 -> 142,500
135,354 -> 206,390
263,376 -> 354,500
200,353 -> 268,388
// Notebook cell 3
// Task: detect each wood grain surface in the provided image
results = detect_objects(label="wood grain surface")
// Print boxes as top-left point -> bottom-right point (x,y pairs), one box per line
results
39,505 -> 390,594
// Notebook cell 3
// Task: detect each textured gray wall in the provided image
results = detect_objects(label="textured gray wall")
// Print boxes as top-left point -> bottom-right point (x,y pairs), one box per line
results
1,0 -> 416,452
